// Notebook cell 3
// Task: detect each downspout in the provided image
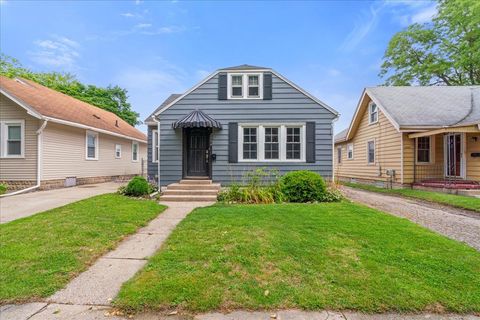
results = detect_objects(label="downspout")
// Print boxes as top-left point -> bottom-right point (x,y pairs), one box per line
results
1,119 -> 48,197
153,116 -> 161,190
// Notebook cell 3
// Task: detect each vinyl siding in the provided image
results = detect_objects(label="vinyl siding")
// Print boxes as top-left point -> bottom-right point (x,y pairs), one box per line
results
148,73 -> 336,186
334,95 -> 402,184
0,95 -> 39,180
42,122 -> 146,180
466,132 -> 480,180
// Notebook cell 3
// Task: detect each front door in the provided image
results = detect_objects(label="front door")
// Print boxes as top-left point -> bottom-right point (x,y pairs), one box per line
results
185,128 -> 210,178
445,133 -> 463,178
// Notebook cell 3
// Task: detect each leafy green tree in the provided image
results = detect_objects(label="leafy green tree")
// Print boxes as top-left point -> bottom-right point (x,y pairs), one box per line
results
0,55 -> 139,125
380,0 -> 480,85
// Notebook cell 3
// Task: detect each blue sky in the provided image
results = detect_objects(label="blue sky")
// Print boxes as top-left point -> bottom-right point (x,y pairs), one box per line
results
0,0 -> 437,133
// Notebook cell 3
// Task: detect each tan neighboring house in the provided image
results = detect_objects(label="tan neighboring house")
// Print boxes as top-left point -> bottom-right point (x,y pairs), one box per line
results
334,86 -> 480,192
0,76 -> 147,193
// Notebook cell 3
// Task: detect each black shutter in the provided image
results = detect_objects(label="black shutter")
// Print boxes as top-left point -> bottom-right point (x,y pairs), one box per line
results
306,122 -> 316,163
263,72 -> 272,100
228,122 -> 238,163
218,72 -> 227,100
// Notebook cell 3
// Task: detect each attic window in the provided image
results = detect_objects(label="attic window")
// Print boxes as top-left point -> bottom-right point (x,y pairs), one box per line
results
368,102 -> 378,124
228,73 -> 263,99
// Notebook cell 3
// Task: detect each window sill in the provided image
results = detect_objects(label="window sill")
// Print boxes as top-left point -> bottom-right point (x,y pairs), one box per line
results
86,158 -> 98,161
415,161 -> 434,165
238,159 -> 306,163
228,97 -> 263,100
368,121 -> 378,125
1,155 -> 25,159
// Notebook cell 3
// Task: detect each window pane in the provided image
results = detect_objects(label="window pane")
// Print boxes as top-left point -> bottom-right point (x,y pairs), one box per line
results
248,75 -> 258,85
88,146 -> 96,158
232,75 -> 242,85
232,87 -> 243,96
243,127 -> 257,159
88,135 -> 96,147
7,141 -> 21,155
264,127 -> 279,159
248,86 -> 259,97
368,141 -> 375,163
417,137 -> 430,162
286,127 -> 301,159
8,125 -> 21,140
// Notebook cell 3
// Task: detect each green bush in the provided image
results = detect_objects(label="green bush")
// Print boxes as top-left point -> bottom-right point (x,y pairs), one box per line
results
0,183 -> 7,195
280,170 -> 326,203
123,176 -> 150,197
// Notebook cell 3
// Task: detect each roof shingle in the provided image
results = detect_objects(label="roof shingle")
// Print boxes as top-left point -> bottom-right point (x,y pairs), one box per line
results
0,76 -> 146,141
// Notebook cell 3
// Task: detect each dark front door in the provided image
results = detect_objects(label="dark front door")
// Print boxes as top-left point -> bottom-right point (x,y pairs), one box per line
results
185,128 -> 210,178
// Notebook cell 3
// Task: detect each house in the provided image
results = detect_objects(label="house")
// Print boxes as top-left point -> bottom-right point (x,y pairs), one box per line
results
0,76 -> 147,193
334,86 -> 480,192
145,64 -> 339,197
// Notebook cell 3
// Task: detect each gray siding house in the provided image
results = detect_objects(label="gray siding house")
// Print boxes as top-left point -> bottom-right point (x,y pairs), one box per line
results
145,65 -> 339,187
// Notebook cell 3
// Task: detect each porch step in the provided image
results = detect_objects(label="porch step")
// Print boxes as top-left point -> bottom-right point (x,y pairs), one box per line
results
160,195 -> 218,202
167,183 -> 221,191
162,189 -> 219,196
179,179 -> 212,185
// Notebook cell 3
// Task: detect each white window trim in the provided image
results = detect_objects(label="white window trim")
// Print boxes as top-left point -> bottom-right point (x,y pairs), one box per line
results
115,144 -> 122,159
347,143 -> 354,160
227,73 -> 263,100
368,102 -> 378,125
0,120 -> 25,158
152,129 -> 159,163
367,139 -> 376,165
415,136 -> 434,165
85,130 -> 99,160
132,141 -> 139,162
238,123 -> 305,162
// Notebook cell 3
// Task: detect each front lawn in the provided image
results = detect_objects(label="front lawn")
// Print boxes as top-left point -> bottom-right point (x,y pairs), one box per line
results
0,194 -> 166,303
115,202 -> 480,313
343,182 -> 480,213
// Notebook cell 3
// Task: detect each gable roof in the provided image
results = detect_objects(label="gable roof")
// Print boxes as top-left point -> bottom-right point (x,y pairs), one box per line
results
145,94 -> 182,123
339,86 -> 480,143
0,76 -> 146,142
147,66 -> 339,121
334,129 -> 348,143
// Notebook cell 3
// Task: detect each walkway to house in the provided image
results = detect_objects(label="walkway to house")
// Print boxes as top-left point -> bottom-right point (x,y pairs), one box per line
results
0,182 -> 122,224
342,186 -> 480,251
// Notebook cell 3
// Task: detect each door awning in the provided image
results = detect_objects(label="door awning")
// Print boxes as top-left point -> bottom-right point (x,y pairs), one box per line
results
172,109 -> 222,129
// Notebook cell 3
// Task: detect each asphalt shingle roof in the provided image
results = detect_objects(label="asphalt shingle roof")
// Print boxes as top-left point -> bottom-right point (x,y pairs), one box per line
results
144,93 -> 182,123
367,86 -> 480,127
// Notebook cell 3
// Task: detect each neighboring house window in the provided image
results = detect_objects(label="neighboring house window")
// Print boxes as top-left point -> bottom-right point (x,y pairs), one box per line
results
239,124 -> 305,162
417,136 -> 431,163
86,131 -> 98,160
337,146 -> 342,164
132,141 -> 139,162
152,129 -> 159,163
231,75 -> 243,98
1,120 -> 24,157
115,144 -> 122,159
242,127 -> 258,160
367,140 -> 375,164
228,73 -> 263,99
369,102 -> 378,124
347,143 -> 354,160
248,75 -> 260,98
286,127 -> 302,160
264,127 -> 279,159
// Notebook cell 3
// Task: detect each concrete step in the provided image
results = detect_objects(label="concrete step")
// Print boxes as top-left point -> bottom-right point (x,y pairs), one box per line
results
167,183 -> 221,191
159,194 -> 217,202
179,179 -> 212,185
163,189 -> 218,196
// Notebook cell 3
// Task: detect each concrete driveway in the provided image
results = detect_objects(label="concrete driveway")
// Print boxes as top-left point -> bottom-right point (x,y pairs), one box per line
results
0,182 -> 122,224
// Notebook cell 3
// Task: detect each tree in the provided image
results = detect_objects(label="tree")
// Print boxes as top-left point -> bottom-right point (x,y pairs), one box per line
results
380,0 -> 480,86
0,55 -> 139,125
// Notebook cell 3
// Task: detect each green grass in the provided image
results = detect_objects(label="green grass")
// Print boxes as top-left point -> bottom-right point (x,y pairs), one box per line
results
115,202 -> 480,313
0,194 -> 166,303
342,182 -> 480,213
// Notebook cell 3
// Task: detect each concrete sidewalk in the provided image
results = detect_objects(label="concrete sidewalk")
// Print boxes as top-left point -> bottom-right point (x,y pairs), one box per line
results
0,182 -> 122,224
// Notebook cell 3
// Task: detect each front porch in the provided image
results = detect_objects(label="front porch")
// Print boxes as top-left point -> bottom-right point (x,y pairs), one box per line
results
408,126 -> 480,194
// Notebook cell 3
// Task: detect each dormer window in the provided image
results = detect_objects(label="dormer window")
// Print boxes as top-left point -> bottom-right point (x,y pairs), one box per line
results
228,73 -> 263,99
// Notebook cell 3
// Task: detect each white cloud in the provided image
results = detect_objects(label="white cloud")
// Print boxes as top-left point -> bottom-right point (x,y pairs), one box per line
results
29,35 -> 80,70
385,0 -> 437,26
121,12 -> 135,18
140,25 -> 186,35
410,4 -> 437,24
340,2 -> 385,52
135,23 -> 152,29
135,0 -> 143,4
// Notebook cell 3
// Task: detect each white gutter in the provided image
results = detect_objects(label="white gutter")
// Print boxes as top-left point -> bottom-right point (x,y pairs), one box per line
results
153,116 -> 161,189
1,120 -> 48,197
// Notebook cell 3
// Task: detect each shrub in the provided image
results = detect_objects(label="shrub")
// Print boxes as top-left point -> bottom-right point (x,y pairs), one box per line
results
218,168 -> 284,204
0,183 -> 7,195
280,170 -> 326,203
320,187 -> 343,202
123,176 -> 150,197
